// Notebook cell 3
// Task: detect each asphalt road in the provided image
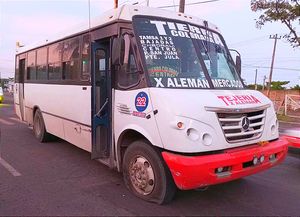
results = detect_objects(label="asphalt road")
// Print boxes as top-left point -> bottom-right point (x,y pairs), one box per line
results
1,92 -> 300,216
279,122 -> 300,138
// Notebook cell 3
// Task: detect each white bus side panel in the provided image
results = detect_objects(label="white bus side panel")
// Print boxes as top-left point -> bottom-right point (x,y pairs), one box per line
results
63,119 -> 92,152
43,113 -> 65,138
14,84 -> 20,104
24,83 -> 92,152
14,83 -> 22,119
114,89 -> 163,148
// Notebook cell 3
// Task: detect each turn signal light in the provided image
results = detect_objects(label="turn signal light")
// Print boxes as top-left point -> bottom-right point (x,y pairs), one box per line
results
177,122 -> 184,129
269,154 -> 276,162
260,155 -> 265,163
253,157 -> 259,165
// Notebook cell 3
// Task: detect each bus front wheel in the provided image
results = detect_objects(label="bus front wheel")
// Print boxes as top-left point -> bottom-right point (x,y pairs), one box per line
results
33,109 -> 50,143
122,140 -> 176,204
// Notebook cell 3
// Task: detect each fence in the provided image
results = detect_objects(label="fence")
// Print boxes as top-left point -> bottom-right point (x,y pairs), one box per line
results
261,90 -> 300,116
284,95 -> 300,118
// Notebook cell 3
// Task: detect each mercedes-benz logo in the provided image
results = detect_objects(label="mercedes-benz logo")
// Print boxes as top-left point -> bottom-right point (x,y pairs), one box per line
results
241,116 -> 250,131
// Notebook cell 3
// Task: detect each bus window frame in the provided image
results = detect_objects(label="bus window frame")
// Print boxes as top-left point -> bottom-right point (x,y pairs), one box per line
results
114,31 -> 147,91
26,50 -> 37,81
17,21 -> 133,86
36,47 -> 48,81
81,34 -> 91,81
48,42 -> 63,81
132,15 -> 246,90
15,53 -> 26,83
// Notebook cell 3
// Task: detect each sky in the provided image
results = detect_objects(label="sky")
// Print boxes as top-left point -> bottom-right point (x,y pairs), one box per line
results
0,0 -> 299,87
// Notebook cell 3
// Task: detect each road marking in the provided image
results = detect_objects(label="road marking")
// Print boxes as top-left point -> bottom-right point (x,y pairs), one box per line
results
0,119 -> 14,126
0,157 -> 22,177
0,104 -> 11,108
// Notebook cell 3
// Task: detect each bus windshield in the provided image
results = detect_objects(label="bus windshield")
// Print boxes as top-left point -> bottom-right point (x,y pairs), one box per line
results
133,16 -> 244,89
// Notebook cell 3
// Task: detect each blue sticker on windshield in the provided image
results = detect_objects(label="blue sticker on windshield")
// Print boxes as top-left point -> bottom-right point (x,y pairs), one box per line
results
135,92 -> 149,112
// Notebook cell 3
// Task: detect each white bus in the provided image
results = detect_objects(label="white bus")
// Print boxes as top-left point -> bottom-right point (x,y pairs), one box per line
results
14,5 -> 288,204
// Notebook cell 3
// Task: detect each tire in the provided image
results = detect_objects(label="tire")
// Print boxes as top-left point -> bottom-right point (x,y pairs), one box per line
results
33,109 -> 50,142
122,140 -> 176,204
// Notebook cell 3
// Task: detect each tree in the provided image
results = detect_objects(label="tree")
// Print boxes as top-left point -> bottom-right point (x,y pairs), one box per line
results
251,0 -> 300,47
266,80 -> 290,89
291,84 -> 300,89
247,84 -> 264,90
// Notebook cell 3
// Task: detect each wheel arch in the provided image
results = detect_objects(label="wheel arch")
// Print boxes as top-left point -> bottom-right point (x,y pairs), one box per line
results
33,105 -> 41,116
32,105 -> 46,130
116,128 -> 155,171
28,105 -> 41,126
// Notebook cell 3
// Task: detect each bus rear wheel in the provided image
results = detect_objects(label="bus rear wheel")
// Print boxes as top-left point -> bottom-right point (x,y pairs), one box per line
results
33,109 -> 50,143
122,140 -> 176,204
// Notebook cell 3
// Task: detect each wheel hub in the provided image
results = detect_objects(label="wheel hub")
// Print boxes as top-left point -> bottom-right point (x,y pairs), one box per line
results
129,156 -> 154,195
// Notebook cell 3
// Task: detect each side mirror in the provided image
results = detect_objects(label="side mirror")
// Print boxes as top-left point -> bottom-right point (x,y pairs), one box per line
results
235,55 -> 241,76
229,49 -> 242,76
112,37 -> 125,66
123,34 -> 131,66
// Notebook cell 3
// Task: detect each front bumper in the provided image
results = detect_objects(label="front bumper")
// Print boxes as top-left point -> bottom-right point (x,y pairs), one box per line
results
162,137 -> 288,190
282,135 -> 300,148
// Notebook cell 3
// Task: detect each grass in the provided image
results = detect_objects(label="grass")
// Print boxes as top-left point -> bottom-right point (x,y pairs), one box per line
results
277,114 -> 300,123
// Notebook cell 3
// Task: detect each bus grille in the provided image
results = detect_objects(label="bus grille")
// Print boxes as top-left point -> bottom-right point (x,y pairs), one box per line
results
217,110 -> 266,143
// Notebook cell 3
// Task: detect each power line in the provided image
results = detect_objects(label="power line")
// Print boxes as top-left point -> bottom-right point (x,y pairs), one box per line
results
158,0 -> 222,8
243,57 -> 299,60
0,58 -> 14,62
229,36 -> 268,47
242,65 -> 300,72
229,32 -> 287,47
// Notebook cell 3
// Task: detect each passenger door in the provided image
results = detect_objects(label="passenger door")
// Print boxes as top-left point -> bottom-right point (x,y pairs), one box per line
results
18,58 -> 26,121
91,40 -> 111,160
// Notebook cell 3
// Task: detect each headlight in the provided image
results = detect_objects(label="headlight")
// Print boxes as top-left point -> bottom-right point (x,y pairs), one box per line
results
202,133 -> 213,146
186,128 -> 200,141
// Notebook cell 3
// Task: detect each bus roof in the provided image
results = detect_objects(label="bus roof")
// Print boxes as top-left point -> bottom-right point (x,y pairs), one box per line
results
16,4 -> 220,54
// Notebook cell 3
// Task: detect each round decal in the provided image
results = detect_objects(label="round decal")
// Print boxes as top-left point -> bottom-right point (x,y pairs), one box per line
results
135,92 -> 149,112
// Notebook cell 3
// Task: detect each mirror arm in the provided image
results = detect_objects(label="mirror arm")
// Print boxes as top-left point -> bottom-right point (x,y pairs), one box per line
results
229,49 -> 241,57
229,48 -> 242,75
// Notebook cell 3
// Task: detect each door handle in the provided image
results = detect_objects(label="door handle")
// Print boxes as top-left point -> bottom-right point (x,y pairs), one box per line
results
95,98 -> 108,118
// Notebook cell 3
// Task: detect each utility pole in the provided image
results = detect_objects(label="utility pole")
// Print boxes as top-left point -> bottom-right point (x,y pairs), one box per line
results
88,0 -> 91,30
179,0 -> 185,13
262,75 -> 267,91
114,0 -> 118,8
254,69 -> 258,90
267,34 -> 281,97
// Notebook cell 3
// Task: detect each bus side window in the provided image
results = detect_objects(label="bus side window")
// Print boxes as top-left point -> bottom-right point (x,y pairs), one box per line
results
36,47 -> 48,80
27,50 -> 36,80
117,48 -> 139,88
15,56 -> 20,83
48,43 -> 62,80
95,49 -> 107,87
62,37 -> 80,80
81,34 -> 90,81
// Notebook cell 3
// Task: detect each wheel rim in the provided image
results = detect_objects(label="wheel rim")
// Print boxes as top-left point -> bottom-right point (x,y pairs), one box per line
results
34,114 -> 42,137
129,155 -> 155,195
